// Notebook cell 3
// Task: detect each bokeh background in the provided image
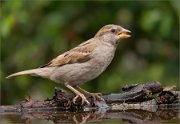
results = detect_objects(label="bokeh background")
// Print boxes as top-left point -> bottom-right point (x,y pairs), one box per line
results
1,1 -> 179,104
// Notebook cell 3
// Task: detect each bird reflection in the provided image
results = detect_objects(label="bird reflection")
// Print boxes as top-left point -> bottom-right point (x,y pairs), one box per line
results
1,109 -> 179,124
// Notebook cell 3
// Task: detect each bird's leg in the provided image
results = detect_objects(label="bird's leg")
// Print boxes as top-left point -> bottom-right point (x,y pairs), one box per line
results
74,86 -> 104,101
65,83 -> 90,105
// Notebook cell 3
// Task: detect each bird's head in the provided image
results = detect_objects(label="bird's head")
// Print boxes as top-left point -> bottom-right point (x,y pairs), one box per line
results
95,24 -> 131,45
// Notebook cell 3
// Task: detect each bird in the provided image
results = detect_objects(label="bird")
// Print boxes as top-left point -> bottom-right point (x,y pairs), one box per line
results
7,24 -> 131,105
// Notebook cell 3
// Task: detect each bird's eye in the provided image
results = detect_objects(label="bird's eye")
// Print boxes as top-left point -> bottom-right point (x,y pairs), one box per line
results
111,29 -> 116,33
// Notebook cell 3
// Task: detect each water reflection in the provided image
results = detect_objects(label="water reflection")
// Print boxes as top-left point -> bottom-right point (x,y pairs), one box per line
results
0,109 -> 179,124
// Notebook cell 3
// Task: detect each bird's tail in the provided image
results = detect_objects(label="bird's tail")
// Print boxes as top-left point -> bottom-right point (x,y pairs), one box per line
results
6,67 -> 55,79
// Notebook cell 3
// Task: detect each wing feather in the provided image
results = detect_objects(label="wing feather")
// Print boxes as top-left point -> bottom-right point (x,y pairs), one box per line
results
40,40 -> 97,67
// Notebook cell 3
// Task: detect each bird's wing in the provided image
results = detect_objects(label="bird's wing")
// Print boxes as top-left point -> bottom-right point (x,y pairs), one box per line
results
40,40 -> 97,67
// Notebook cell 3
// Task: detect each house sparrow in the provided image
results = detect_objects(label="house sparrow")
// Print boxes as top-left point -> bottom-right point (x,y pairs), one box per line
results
7,24 -> 131,105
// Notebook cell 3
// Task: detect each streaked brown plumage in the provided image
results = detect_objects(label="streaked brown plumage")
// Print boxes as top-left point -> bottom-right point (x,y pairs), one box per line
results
7,24 -> 131,105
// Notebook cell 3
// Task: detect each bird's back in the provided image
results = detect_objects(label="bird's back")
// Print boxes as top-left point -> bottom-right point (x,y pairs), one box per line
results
49,39 -> 116,85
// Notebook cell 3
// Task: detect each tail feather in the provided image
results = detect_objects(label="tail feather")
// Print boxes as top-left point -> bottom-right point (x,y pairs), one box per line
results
6,67 -> 55,79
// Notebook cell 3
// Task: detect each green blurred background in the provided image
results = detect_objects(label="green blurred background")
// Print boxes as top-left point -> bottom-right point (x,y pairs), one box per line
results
1,1 -> 179,105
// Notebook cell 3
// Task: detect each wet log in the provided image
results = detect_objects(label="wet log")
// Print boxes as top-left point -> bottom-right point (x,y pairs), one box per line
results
0,81 -> 179,112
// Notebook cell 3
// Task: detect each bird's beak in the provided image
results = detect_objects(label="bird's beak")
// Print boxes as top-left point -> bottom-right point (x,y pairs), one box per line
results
118,29 -> 131,39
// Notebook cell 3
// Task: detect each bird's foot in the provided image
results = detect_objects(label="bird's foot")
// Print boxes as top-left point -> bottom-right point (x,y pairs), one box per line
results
73,94 -> 90,105
73,86 -> 104,102
89,93 -> 104,101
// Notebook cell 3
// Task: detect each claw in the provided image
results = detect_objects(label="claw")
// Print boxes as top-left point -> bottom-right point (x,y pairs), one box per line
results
73,86 -> 104,102
73,94 -> 90,105
90,93 -> 104,101
73,95 -> 79,104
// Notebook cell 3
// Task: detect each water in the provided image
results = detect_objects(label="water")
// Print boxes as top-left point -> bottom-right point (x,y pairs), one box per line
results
1,108 -> 179,124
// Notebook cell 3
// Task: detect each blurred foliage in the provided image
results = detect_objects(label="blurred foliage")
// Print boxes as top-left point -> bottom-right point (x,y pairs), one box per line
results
0,1 -> 179,104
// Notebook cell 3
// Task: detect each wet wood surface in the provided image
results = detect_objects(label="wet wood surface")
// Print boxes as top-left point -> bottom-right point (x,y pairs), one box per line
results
0,81 -> 179,113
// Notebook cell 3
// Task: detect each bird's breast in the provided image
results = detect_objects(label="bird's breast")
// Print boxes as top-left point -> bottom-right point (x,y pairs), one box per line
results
50,43 -> 116,85
90,43 -> 116,74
